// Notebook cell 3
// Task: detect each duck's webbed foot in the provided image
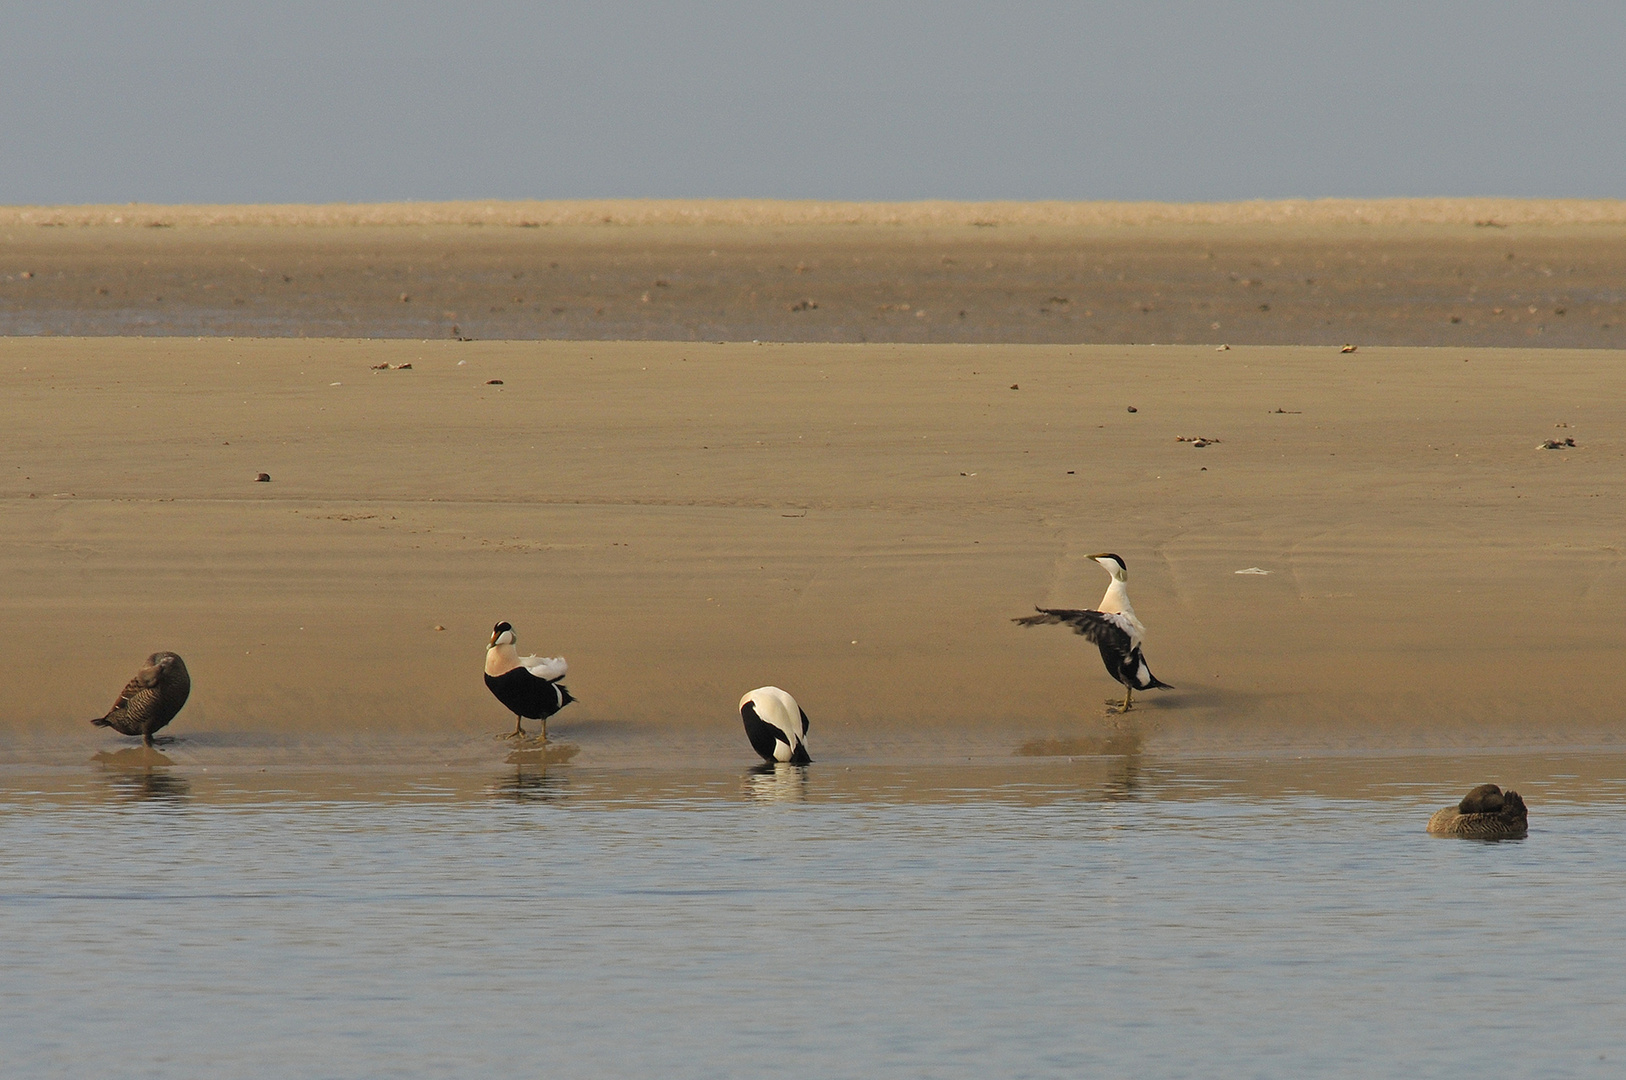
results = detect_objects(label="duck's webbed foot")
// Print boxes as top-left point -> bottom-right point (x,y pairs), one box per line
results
497,716 -> 529,740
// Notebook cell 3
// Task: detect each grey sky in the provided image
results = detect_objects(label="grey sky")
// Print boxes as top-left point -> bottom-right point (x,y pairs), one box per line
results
2,1 -> 1622,204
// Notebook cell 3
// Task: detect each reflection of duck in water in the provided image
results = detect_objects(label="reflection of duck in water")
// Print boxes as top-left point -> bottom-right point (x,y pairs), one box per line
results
91,746 -> 190,802
90,652 -> 190,745
739,686 -> 811,764
745,761 -> 810,803
1428,784 -> 1528,839
489,765 -> 569,803
1013,554 -> 1172,712
1103,749 -> 1143,803
485,622 -> 574,740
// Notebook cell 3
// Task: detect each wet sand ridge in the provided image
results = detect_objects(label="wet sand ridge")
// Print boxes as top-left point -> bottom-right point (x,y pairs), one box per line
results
5,199 -> 1626,349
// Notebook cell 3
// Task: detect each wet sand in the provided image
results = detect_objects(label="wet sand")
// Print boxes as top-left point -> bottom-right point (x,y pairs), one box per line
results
4,333 -> 1623,761
5,199 -> 1626,349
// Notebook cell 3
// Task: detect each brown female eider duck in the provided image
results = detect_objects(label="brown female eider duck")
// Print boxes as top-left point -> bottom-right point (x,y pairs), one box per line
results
1427,783 -> 1528,839
90,652 -> 191,746
484,621 -> 574,740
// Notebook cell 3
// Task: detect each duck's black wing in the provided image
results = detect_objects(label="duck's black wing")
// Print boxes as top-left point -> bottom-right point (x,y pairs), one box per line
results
1014,607 -> 1134,646
741,700 -> 789,763
1013,608 -> 1172,692
486,669 -> 571,720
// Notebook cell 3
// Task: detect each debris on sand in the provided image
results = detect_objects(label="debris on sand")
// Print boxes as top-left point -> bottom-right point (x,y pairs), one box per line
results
1340,344 -> 1358,353
486,379 -> 504,385
1216,344 -> 1230,351
371,362 -> 413,370
1539,437 -> 1576,449
1177,435 -> 1221,447
255,472 -> 271,482
1235,567 -> 1271,575
1126,405 -> 1138,413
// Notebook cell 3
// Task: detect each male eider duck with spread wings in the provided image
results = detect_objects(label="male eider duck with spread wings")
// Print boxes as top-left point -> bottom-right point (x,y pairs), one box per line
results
1014,553 -> 1173,712
485,621 -> 575,739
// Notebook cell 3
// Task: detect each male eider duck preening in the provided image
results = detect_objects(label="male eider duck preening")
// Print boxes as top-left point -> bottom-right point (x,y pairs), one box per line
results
91,652 -> 191,746
739,686 -> 811,764
485,621 -> 574,740
1427,783 -> 1528,839
1013,553 -> 1173,712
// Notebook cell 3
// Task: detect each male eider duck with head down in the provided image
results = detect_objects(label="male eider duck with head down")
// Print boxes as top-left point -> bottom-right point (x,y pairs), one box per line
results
91,652 -> 191,745
1013,553 -> 1173,712
1427,783 -> 1528,839
484,621 -> 574,740
739,686 -> 811,764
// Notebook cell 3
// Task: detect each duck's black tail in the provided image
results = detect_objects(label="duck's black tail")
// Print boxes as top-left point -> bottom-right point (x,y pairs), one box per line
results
554,682 -> 576,707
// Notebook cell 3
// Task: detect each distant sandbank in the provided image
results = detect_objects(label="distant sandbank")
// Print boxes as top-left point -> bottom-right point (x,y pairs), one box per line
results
7,197 -> 1626,230
7,202 -> 1626,348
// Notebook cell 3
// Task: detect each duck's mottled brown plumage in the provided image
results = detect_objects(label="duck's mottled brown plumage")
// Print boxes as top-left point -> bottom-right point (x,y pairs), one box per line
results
1427,783 -> 1528,839
91,652 -> 190,745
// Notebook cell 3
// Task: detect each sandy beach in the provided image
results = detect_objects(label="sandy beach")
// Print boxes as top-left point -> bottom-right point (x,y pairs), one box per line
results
3,326 -> 1622,760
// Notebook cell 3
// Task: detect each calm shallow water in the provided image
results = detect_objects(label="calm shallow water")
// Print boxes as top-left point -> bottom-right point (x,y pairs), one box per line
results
3,753 -> 1625,1079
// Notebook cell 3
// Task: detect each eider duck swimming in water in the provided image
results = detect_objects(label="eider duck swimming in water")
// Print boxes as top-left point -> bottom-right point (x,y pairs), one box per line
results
1427,783 -> 1528,839
739,686 -> 811,764
485,622 -> 574,740
91,652 -> 191,746
1013,553 -> 1173,712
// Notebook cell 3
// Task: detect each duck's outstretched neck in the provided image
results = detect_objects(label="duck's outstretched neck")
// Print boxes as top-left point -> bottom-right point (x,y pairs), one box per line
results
1099,578 -> 1136,618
